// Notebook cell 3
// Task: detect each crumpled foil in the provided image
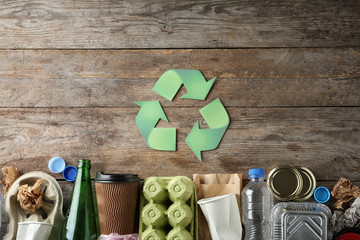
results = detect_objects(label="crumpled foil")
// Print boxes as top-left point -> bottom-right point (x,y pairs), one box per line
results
331,177 -> 360,209
1,166 -> 20,196
332,198 -> 360,233
17,179 -> 44,213
97,233 -> 139,240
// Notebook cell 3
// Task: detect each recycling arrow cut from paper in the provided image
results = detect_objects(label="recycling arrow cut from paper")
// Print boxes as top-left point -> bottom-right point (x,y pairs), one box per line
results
185,98 -> 230,161
134,101 -> 176,151
152,69 -> 216,101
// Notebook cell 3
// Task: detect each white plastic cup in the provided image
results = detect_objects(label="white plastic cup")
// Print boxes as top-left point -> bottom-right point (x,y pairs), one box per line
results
16,222 -> 53,240
197,193 -> 242,240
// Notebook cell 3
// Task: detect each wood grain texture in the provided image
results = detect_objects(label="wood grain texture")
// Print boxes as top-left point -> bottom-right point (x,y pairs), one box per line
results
0,48 -> 359,107
0,107 -> 359,181
0,0 -> 359,49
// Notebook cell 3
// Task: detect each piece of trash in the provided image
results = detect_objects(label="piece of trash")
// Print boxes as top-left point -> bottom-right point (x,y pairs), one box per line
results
332,198 -> 360,233
17,179 -> 44,213
1,166 -> 20,196
48,157 -> 66,173
97,233 -> 139,240
198,193 -> 242,240
62,165 -> 77,181
16,221 -> 53,240
331,177 -> 360,209
314,186 -> 331,203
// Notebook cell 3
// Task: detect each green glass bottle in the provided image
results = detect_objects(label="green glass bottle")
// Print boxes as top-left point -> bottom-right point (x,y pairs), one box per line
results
61,159 -> 98,240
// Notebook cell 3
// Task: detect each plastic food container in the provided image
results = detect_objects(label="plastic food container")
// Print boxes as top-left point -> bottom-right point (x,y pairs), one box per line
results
139,176 -> 198,240
271,202 -> 332,240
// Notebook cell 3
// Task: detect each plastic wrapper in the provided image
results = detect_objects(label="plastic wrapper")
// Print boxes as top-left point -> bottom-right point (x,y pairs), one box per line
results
331,177 -> 360,209
17,179 -> 44,213
1,166 -> 20,196
97,233 -> 139,240
332,198 -> 360,233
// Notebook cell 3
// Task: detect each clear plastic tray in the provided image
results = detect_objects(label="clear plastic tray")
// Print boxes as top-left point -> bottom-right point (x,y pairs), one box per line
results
271,202 -> 332,240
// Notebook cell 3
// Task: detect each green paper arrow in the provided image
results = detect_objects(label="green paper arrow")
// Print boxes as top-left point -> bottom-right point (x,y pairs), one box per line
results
185,99 -> 229,161
152,69 -> 216,101
134,101 -> 176,151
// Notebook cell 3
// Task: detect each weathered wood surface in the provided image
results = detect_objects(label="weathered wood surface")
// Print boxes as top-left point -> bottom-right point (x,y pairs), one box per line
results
0,48 -> 359,107
0,0 -> 359,238
0,0 -> 359,49
0,107 -> 359,181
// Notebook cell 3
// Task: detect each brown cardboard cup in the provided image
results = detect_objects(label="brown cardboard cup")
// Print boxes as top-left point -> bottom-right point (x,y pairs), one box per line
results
95,172 -> 139,235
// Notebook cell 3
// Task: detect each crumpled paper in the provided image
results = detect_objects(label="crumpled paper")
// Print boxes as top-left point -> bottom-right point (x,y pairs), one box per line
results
332,198 -> 360,233
1,166 -> 20,196
97,233 -> 139,240
17,179 -> 44,213
331,177 -> 360,209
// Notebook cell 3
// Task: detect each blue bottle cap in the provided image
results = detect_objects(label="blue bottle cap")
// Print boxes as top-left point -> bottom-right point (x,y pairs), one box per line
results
314,186 -> 331,203
249,168 -> 265,178
62,166 -> 78,181
48,157 -> 66,173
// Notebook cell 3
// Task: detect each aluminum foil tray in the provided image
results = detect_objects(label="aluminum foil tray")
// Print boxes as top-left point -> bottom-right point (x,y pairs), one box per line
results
271,202 -> 332,240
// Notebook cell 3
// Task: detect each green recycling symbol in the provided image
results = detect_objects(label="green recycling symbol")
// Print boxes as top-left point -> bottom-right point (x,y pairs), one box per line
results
135,69 -> 229,161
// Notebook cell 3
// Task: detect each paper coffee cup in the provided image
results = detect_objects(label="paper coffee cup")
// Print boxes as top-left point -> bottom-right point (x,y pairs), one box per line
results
95,172 -> 139,235
16,222 -> 53,240
197,193 -> 242,240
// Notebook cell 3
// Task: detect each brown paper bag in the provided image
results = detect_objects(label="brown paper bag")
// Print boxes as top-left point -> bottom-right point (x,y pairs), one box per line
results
193,173 -> 242,240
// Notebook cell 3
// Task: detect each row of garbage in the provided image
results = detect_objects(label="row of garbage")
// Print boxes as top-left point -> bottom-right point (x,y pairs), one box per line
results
0,159 -> 359,240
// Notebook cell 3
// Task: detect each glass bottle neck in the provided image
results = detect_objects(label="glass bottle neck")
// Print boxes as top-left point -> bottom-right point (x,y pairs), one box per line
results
78,159 -> 91,169
250,176 -> 265,182
77,159 -> 91,181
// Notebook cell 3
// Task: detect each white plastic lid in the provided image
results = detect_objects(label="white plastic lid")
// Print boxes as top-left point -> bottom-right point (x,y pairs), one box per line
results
48,157 -> 66,173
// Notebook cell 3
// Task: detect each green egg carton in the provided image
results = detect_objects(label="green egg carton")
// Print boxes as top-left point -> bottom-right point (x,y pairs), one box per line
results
139,176 -> 198,240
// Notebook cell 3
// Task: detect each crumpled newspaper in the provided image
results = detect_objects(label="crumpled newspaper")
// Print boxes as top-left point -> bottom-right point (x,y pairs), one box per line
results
331,177 -> 360,209
97,233 -> 139,240
332,198 -> 360,233
17,179 -> 44,213
1,166 -> 20,196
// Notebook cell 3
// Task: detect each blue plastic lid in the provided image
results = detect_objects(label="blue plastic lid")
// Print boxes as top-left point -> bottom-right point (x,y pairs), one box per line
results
249,168 -> 265,178
62,166 -> 78,181
48,157 -> 66,173
314,186 -> 331,203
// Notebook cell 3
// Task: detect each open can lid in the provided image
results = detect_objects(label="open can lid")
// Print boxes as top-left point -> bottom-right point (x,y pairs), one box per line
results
268,165 -> 303,201
294,166 -> 316,201
95,172 -> 139,183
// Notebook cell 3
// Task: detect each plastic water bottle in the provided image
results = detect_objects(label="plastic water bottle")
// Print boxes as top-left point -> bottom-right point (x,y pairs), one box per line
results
242,169 -> 273,240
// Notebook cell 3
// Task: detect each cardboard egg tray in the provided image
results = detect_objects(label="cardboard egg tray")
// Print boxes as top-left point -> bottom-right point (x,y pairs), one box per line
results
139,176 -> 198,240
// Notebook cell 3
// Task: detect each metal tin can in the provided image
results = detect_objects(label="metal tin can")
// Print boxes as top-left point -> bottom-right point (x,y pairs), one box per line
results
267,165 -> 303,201
294,166 -> 316,201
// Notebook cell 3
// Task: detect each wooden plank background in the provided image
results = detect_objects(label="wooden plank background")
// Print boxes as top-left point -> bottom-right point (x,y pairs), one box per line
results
0,0 -> 359,237
0,0 -> 359,48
